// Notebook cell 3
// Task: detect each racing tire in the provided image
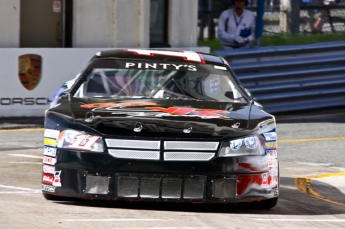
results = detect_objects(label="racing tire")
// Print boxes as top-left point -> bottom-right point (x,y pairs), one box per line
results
240,197 -> 278,209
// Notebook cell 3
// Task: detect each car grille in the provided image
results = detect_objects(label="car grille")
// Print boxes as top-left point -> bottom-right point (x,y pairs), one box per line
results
84,174 -> 237,200
117,175 -> 206,199
105,139 -> 219,161
105,139 -> 160,149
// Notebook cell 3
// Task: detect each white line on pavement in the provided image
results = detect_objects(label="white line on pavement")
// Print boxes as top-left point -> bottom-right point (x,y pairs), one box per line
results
0,184 -> 41,192
0,191 -> 41,194
0,161 -> 41,164
279,185 -> 298,190
297,162 -> 333,167
254,219 -> 345,222
61,218 -> 171,222
7,154 -> 42,159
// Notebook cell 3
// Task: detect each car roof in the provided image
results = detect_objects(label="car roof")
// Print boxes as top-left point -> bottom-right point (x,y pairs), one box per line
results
89,48 -> 226,66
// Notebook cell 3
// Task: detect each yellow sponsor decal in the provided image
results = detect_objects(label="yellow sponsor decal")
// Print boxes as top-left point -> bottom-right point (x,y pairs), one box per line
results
44,138 -> 57,146
265,141 -> 276,149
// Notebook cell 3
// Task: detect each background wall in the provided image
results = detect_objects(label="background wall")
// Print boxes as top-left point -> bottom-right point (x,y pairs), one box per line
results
0,0 -> 198,48
73,0 -> 150,48
0,0 -> 20,47
169,0 -> 198,48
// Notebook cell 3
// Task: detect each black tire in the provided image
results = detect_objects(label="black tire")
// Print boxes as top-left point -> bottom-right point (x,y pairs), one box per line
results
240,197 -> 278,209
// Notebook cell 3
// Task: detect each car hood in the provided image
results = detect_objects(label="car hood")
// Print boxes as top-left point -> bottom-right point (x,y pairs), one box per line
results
69,98 -> 252,138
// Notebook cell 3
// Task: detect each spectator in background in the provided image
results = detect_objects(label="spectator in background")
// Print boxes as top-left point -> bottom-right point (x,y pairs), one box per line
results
217,0 -> 255,50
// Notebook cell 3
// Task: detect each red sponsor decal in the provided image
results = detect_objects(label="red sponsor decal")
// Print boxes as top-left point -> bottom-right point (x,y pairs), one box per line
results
81,102 -> 156,109
43,156 -> 56,165
52,171 -> 62,187
148,107 -> 195,115
261,173 -> 269,187
148,107 -> 230,118
43,174 -> 54,185
268,159 -> 278,167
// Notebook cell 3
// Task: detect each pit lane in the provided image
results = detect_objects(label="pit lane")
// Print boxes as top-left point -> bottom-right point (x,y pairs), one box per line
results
0,108 -> 344,229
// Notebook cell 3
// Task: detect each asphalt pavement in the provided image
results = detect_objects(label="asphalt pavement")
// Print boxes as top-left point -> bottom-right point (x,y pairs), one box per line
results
0,117 -> 44,129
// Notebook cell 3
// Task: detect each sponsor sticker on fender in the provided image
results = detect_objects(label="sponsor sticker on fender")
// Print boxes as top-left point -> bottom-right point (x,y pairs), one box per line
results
268,159 -> 278,168
265,141 -> 276,150
42,184 -> 55,193
43,164 -> 55,174
269,167 -> 279,176
261,173 -> 269,188
52,171 -> 62,187
270,176 -> 279,187
44,129 -> 60,139
43,156 -> 56,165
43,173 -> 54,185
266,150 -> 277,158
44,138 -> 57,147
263,132 -> 277,141
44,146 -> 57,157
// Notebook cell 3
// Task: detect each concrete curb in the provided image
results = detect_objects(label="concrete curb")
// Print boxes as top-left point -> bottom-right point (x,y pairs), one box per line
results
295,172 -> 345,207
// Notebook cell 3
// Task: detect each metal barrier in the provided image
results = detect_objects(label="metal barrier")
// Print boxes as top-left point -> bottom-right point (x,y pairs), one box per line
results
214,40 -> 345,114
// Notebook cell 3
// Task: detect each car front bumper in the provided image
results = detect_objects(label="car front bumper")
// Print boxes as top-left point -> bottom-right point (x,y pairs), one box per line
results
42,150 -> 279,203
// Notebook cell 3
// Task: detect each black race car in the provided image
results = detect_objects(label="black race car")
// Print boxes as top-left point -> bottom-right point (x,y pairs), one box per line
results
43,49 -> 279,209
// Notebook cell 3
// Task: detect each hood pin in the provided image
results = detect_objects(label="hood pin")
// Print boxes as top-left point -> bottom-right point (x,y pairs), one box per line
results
183,123 -> 192,133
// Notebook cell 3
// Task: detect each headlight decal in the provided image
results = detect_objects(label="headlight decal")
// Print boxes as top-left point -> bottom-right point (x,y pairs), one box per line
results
230,139 -> 242,150
244,136 -> 258,149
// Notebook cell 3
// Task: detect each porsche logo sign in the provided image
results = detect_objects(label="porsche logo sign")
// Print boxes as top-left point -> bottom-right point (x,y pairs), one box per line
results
18,54 -> 42,90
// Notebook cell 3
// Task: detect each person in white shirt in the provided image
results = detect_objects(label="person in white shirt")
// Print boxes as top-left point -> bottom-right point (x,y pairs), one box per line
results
217,0 -> 256,49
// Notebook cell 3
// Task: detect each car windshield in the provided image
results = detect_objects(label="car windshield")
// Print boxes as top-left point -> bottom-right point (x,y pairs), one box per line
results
73,66 -> 246,102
